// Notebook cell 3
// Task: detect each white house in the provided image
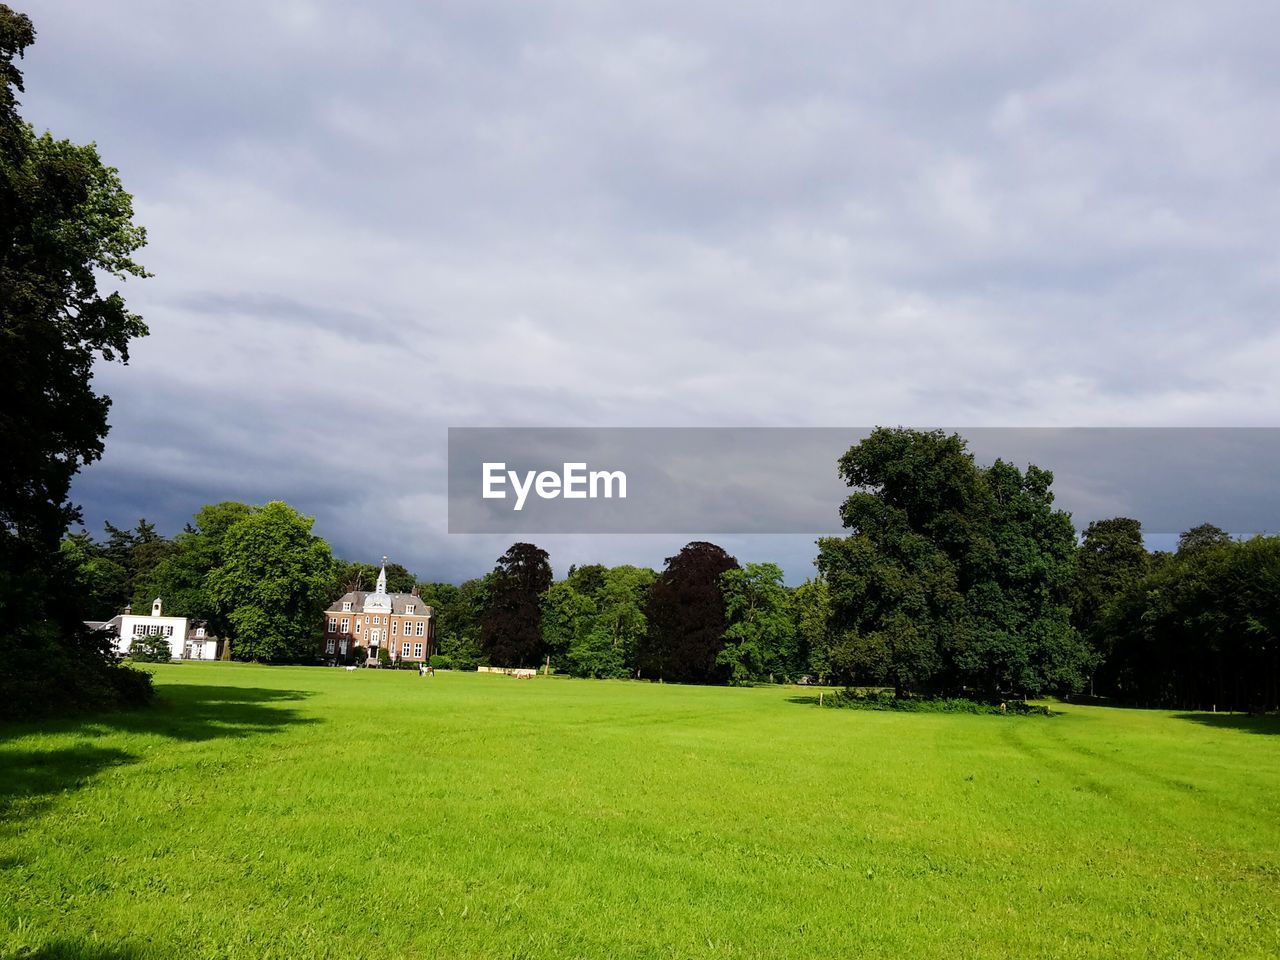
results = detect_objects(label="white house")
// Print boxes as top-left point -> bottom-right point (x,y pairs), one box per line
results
88,597 -> 190,660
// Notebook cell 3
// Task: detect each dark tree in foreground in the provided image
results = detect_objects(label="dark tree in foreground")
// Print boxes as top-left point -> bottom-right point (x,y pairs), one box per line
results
480,543 -> 553,667
639,542 -> 739,683
0,6 -> 153,717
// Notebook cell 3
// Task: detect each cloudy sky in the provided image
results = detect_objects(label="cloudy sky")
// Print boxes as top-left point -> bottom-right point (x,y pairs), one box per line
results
23,1 -> 1280,581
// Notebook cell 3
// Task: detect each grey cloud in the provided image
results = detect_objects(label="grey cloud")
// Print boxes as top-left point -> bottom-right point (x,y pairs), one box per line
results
15,0 -> 1277,581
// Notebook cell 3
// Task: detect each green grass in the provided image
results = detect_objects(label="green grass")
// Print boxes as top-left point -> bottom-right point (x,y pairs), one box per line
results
2,664 -> 1277,959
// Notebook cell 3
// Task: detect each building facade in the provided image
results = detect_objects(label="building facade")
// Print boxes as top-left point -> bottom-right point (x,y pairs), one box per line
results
322,560 -> 435,665
88,597 -> 190,660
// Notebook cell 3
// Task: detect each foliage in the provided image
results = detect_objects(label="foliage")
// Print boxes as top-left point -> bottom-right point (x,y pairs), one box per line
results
793,576 -> 833,681
1072,517 -> 1149,687
1098,531 -> 1280,711
818,428 -> 1087,698
419,577 -> 485,669
718,563 -> 797,684
821,689 -> 1052,715
639,541 -> 739,683
540,565 -> 656,679
480,543 -> 552,667
0,6 -> 152,718
206,502 -> 334,662
128,633 -> 172,663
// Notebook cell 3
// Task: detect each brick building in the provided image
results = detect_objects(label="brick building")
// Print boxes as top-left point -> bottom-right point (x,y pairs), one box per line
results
322,559 -> 434,665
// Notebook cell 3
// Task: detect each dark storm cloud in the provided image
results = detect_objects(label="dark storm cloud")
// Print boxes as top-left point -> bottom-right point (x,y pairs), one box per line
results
18,0 -> 1280,581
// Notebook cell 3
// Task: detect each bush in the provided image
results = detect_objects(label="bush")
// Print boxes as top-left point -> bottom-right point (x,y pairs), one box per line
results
377,647 -> 391,667
128,634 -> 172,663
429,655 -> 450,669
822,689 -> 1052,716
0,621 -> 154,721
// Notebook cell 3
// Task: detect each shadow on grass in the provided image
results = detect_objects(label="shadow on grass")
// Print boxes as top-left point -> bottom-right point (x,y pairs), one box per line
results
2,938 -> 147,960
0,685 -> 317,823
1173,712 -> 1280,736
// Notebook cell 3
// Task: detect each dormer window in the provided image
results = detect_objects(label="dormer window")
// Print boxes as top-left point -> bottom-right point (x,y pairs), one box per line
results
342,601 -> 352,612
405,604 -> 415,615
196,627 -> 205,638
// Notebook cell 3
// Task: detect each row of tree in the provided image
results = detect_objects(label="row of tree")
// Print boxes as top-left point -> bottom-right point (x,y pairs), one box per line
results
459,428 -> 1279,711
59,428 -> 1280,713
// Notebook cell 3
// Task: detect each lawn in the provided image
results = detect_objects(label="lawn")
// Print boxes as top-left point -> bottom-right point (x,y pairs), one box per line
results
1,664 -> 1277,960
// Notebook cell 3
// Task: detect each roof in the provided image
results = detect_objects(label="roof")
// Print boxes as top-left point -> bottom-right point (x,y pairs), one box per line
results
326,591 -> 434,615
85,615 -> 123,634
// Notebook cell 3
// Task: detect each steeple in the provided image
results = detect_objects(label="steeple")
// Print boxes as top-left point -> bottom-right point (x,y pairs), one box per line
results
376,556 -> 388,595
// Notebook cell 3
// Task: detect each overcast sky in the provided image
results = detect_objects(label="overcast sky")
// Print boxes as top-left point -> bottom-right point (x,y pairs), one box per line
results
22,1 -> 1280,582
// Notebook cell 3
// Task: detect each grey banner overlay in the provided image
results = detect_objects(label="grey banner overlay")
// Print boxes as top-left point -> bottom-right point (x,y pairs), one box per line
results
448,428 -> 1280,535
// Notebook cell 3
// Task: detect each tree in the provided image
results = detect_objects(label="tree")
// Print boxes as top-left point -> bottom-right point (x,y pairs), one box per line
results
793,577 -> 832,681
639,542 -> 739,683
544,565 -> 656,679
541,581 -> 595,672
419,577 -> 486,669
130,501 -> 253,638
480,543 -> 552,667
206,502 -> 334,662
0,6 -> 153,717
719,563 -> 796,684
818,428 -> 1086,699
128,634 -> 171,663
1073,517 -> 1148,691
1177,523 -> 1233,556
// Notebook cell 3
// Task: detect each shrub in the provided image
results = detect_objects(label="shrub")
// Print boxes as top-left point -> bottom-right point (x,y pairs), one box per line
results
429,654 -> 450,669
822,689 -> 1052,716
129,635 -> 172,663
0,622 -> 154,721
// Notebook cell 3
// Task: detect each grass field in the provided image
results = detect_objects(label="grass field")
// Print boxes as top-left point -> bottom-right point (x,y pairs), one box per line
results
1,664 -> 1277,959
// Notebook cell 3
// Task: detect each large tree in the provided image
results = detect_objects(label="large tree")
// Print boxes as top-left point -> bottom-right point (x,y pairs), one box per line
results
0,6 -> 152,716
480,543 -> 553,667
1073,517 -> 1148,691
639,542 -> 739,683
130,501 -> 254,637
206,502 -> 334,662
719,562 -> 797,684
818,428 -> 1086,698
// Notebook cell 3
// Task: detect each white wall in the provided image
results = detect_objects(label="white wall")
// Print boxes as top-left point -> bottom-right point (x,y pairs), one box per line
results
116,614 -> 189,660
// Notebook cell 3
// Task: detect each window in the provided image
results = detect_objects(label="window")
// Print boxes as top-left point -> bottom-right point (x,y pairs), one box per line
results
414,643 -> 423,658
328,618 -> 337,632
373,616 -> 381,625
401,642 -> 410,657
340,618 -> 350,633
339,639 -> 348,654
134,624 -> 146,636
196,627 -> 205,638
164,626 -> 173,637
326,639 -> 335,654
415,621 -> 425,636
391,621 -> 398,636
342,601 -> 352,612
355,621 -> 362,633
406,604 -> 415,615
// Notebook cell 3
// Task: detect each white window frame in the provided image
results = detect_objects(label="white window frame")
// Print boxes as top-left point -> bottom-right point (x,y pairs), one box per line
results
414,643 -> 423,658
340,618 -> 349,633
328,618 -> 337,632
406,604 -> 415,615
392,621 -> 398,636
342,601 -> 352,612
415,621 -> 425,637
401,641 -> 410,657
